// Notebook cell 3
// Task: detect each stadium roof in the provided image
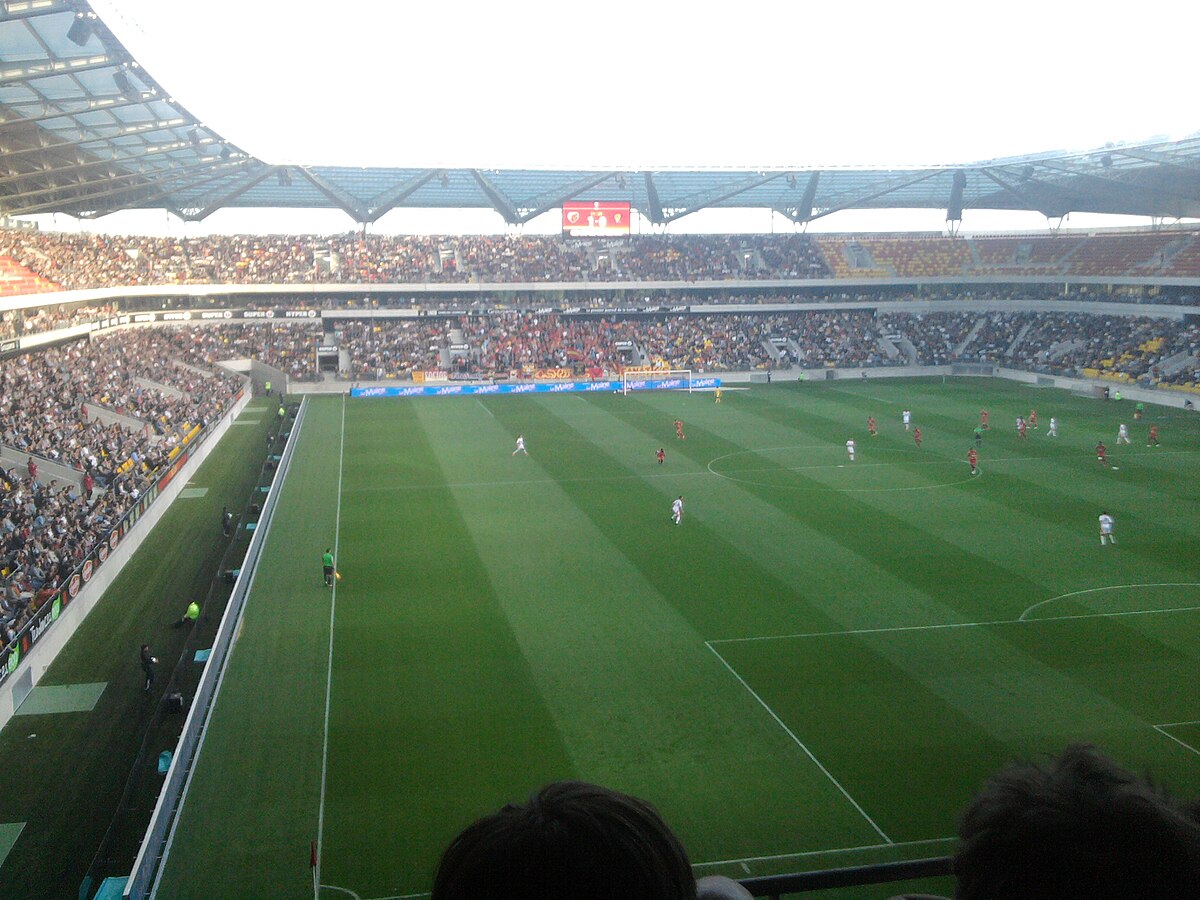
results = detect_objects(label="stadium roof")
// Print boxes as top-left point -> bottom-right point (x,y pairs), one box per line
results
4,1 -> 1200,226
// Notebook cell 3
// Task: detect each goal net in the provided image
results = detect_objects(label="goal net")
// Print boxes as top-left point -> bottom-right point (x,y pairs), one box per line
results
621,369 -> 693,395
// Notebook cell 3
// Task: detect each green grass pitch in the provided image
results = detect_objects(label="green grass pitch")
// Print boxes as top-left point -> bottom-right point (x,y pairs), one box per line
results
154,378 -> 1200,899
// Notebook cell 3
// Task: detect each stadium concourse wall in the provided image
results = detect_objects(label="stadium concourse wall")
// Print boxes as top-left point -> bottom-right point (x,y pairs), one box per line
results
0,387 -> 251,732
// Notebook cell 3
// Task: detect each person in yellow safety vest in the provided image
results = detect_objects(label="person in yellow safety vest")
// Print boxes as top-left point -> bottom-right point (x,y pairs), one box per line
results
174,601 -> 200,628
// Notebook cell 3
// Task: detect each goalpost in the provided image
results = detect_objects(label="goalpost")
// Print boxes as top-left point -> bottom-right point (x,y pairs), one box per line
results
621,369 -> 693,395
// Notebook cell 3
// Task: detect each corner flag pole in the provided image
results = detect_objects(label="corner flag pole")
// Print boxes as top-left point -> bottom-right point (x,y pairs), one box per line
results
311,839 -> 318,896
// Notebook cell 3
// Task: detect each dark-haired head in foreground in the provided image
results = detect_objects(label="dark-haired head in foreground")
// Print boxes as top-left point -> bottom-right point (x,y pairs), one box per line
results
954,743 -> 1200,899
432,780 -> 698,900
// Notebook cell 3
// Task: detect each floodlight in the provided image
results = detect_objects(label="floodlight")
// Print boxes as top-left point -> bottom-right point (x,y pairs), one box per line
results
113,71 -> 137,100
67,13 -> 93,46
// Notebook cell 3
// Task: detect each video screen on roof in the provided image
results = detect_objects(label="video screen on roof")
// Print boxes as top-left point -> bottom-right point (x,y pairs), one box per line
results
562,201 -> 631,237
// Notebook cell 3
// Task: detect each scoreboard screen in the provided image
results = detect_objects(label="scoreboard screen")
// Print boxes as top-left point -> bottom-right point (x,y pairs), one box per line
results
562,201 -> 631,237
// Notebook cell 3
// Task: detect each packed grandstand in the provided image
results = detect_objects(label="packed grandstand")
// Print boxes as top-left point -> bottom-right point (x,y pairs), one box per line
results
3,227 -> 1200,664
4,3 -> 1200,898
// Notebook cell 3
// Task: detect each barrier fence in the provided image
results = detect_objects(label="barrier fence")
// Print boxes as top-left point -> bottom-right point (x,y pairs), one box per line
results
123,398 -> 308,900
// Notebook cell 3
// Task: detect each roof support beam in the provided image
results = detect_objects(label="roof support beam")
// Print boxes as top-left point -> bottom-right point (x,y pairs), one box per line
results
0,132 -> 211,165
1111,146 -> 1200,173
0,96 -> 153,130
184,165 -> 280,221
513,171 -> 620,223
0,140 -> 229,183
1035,158 -> 1200,213
470,169 -> 519,224
775,172 -> 820,224
0,55 -> 118,86
294,167 -> 366,221
1,159 -> 254,216
660,172 -> 784,224
977,168 -> 1065,217
0,0 -> 77,20
364,169 -> 441,223
805,170 -> 942,222
642,171 -> 664,224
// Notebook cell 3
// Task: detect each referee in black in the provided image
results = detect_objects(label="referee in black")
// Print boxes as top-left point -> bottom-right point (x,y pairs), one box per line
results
140,644 -> 158,691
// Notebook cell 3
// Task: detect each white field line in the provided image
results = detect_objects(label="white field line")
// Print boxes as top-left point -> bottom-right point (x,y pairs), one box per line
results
710,601 -> 1200,645
476,398 -> 494,418
1153,724 -> 1200,758
705,642 -> 892,844
315,394 -> 347,898
693,835 -> 956,868
1018,583 -> 1200,621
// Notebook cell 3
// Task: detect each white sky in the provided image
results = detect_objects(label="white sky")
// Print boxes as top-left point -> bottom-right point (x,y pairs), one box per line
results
39,0 -> 1200,235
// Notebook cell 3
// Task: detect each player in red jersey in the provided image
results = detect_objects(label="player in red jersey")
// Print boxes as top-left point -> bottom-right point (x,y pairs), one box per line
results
674,419 -> 685,440
1029,409 -> 1038,429
1018,418 -> 1028,439
1147,425 -> 1160,447
867,416 -> 877,436
656,447 -> 665,465
968,447 -> 979,475
1096,440 -> 1109,466
980,409 -> 989,430
913,427 -> 923,448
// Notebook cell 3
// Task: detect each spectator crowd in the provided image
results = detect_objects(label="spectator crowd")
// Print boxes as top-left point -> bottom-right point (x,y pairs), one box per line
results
7,227 -> 1200,292
1,332 -> 241,652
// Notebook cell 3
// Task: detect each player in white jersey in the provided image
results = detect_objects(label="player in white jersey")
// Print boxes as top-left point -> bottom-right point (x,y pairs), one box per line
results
512,434 -> 528,455
902,409 -> 911,430
846,439 -> 856,462
1047,417 -> 1058,437
1098,512 -> 1116,546
1116,423 -> 1131,444
671,496 -> 684,526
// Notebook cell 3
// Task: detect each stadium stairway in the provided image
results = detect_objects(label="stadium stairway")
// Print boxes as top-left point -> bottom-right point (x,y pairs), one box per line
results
82,403 -> 162,440
133,376 -> 187,400
877,332 -> 903,362
1005,321 -> 1034,358
955,317 -> 988,357
0,447 -> 84,487
1157,348 -> 1200,379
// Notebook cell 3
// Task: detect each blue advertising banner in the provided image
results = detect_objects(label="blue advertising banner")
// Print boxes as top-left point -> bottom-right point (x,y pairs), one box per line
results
351,378 -> 720,398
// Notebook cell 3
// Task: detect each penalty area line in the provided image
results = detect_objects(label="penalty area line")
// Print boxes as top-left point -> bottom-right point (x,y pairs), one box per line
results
705,642 -> 892,844
710,601 -> 1200,645
1153,724 -> 1200,759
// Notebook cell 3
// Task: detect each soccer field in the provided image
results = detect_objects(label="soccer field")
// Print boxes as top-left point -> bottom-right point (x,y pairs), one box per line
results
154,378 -> 1200,899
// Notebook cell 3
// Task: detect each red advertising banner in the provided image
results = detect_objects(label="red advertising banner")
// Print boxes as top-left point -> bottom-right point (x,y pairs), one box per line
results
562,201 -> 631,237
